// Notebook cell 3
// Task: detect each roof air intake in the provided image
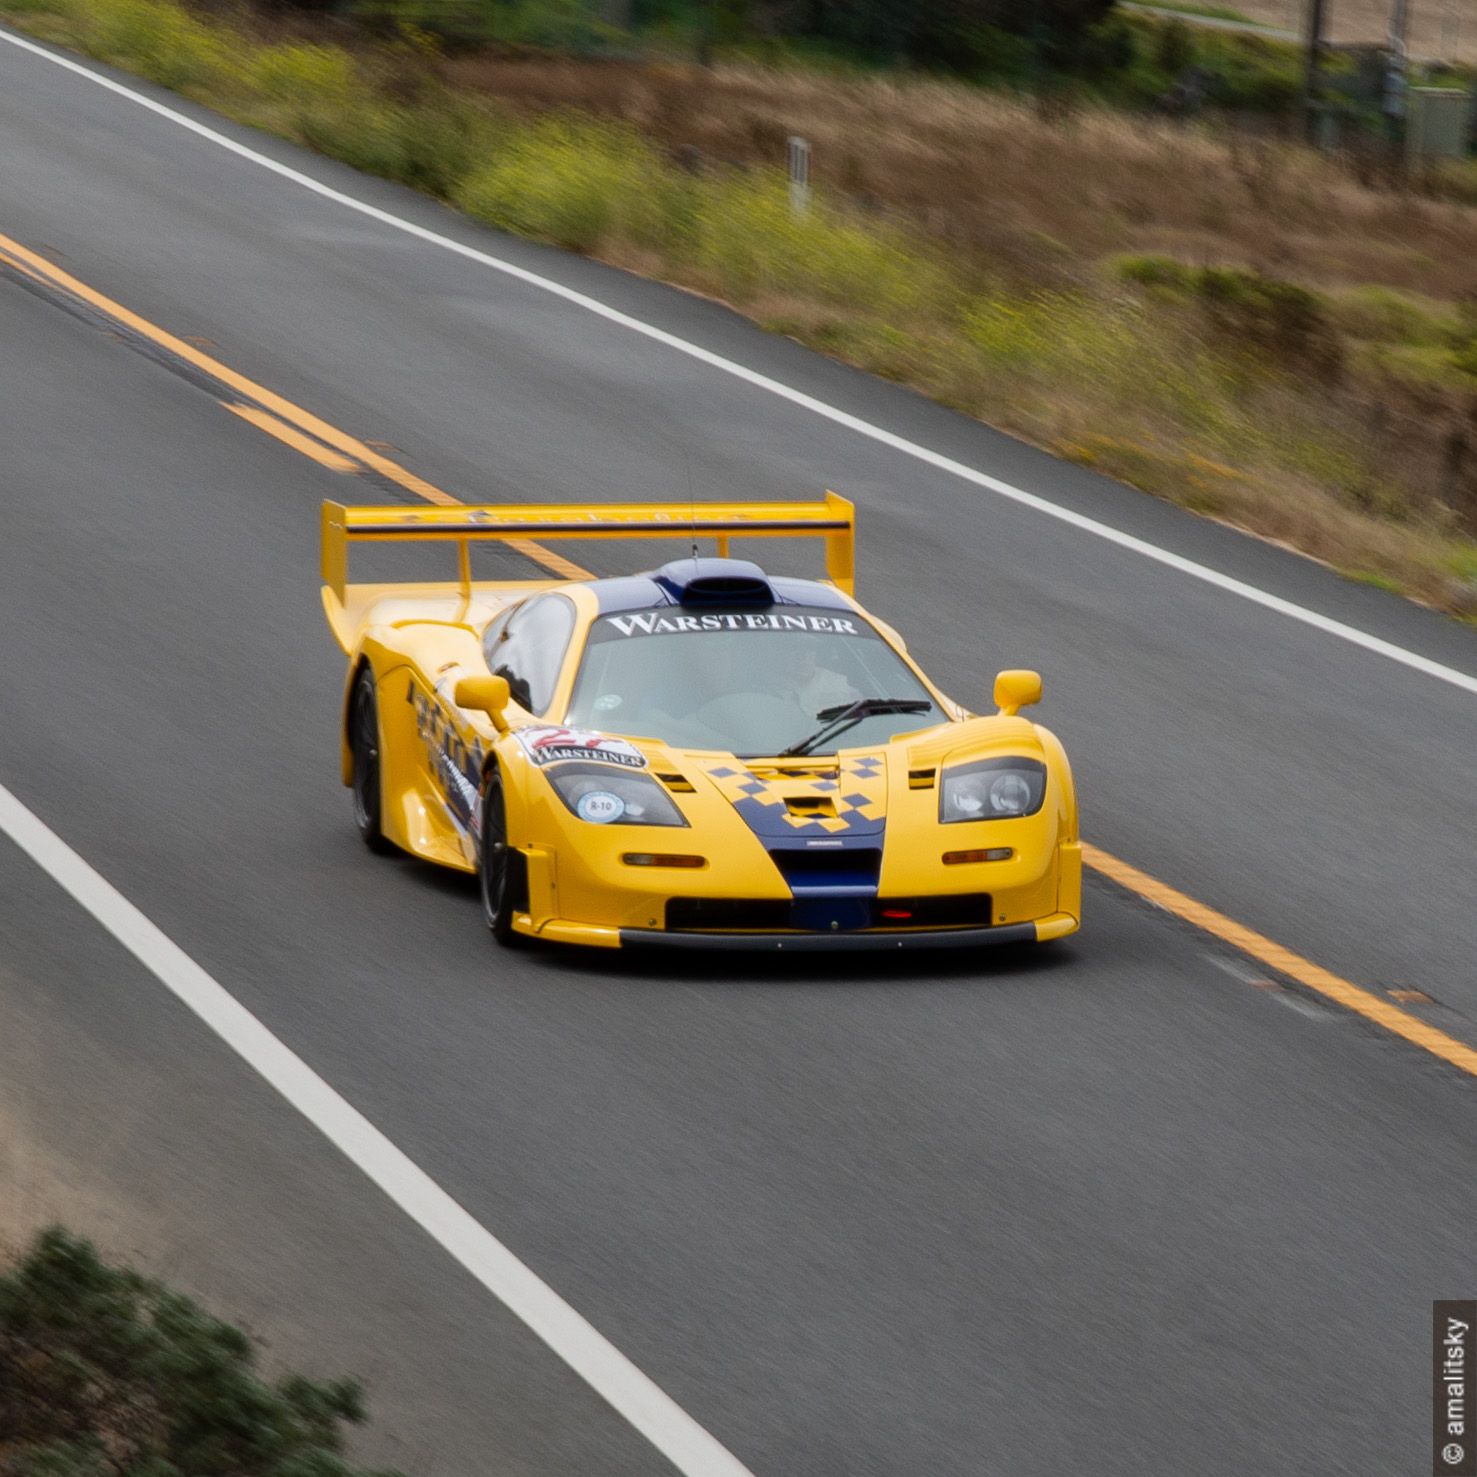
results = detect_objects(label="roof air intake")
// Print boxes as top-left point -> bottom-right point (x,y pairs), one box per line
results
653,557 -> 774,607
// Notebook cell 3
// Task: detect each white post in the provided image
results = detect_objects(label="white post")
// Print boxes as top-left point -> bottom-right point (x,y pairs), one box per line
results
787,136 -> 811,216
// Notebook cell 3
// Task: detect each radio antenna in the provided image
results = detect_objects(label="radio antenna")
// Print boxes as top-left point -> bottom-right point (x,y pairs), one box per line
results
684,447 -> 698,561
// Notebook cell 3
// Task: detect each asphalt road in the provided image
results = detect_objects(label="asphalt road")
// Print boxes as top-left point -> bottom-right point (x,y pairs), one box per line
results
1,27 -> 1474,1476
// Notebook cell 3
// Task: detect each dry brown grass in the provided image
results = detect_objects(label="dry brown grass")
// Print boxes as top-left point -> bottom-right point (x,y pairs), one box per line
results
449,54 -> 1477,298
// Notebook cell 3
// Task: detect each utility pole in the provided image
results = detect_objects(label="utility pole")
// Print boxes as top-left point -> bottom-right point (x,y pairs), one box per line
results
1302,0 -> 1328,143
1383,0 -> 1410,155
1388,0 -> 1409,53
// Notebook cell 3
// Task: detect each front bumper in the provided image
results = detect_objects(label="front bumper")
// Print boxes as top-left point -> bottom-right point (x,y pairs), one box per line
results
515,838 -> 1081,951
616,911 -> 1077,951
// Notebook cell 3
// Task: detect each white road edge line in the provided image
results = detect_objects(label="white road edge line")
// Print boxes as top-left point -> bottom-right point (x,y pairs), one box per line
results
0,780 -> 755,1477
3,22 -> 1477,707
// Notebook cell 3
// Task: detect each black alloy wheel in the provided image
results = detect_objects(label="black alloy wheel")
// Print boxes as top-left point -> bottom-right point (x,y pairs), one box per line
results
350,669 -> 394,854
479,766 -> 527,947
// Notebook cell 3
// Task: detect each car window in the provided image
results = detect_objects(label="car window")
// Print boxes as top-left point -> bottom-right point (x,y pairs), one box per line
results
564,606 -> 943,755
483,594 -> 577,716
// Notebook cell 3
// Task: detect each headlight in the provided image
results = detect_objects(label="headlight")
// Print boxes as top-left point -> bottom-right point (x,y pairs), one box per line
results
547,763 -> 688,827
939,757 -> 1046,823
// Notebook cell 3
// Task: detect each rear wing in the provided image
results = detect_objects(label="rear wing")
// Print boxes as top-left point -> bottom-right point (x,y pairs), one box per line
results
321,494 -> 856,648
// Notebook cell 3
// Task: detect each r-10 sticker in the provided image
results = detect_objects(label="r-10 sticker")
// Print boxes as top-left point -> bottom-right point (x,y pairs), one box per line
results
575,790 -> 625,824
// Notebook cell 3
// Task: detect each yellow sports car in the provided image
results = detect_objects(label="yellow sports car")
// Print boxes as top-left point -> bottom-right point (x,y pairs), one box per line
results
322,496 -> 1080,951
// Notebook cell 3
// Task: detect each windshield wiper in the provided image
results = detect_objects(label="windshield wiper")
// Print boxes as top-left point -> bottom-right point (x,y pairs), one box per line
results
777,698 -> 932,758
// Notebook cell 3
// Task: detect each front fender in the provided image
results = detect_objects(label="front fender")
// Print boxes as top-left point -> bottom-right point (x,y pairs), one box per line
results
1032,722 -> 1079,844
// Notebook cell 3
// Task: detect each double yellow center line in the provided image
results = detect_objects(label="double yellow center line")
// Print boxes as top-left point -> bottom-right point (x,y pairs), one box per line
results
1084,845 -> 1476,1073
0,230 -> 590,581
3,228 -> 1472,1079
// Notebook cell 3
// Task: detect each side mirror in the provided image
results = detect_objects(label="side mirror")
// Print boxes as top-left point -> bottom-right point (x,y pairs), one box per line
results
455,674 -> 511,733
993,669 -> 1042,717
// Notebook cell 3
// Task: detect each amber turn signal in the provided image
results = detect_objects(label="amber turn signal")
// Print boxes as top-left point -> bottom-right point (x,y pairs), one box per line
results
622,853 -> 707,868
943,847 -> 1013,865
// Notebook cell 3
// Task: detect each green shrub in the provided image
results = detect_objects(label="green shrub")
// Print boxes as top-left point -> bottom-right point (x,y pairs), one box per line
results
1112,253 -> 1194,290
1453,337 -> 1477,381
0,0 -> 80,14
295,98 -> 419,181
962,289 -> 1245,439
1195,32 -> 1302,113
248,42 -> 489,195
956,23 -> 1038,84
350,0 -> 489,50
1154,18 -> 1195,76
960,284 -> 1372,506
455,115 -> 689,252
0,1227 -> 402,1477
367,93 -> 496,196
1076,13 -> 1138,79
87,0 -> 233,91
1194,265 -> 1340,375
280,89 -> 481,196
251,43 -> 358,110
1115,257 -> 1341,377
694,174 -> 946,313
397,97 -> 498,196
1080,14 -> 1303,110
361,0 -> 621,52
1333,285 -> 1454,347
964,291 -> 1156,392
1336,296 -> 1477,387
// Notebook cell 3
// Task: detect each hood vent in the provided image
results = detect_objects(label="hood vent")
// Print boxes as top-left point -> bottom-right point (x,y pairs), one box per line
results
785,795 -> 837,819
745,762 -> 837,781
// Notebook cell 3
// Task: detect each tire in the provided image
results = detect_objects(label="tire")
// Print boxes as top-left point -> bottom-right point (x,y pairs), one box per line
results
349,669 -> 395,855
479,766 -> 528,947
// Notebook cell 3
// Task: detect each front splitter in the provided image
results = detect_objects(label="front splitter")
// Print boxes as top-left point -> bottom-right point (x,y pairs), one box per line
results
618,922 -> 1041,951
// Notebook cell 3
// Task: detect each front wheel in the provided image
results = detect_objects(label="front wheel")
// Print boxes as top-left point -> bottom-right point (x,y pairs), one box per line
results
479,767 -> 528,947
349,669 -> 395,855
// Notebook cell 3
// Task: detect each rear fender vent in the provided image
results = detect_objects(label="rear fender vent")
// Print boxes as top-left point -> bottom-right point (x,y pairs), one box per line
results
655,772 -> 697,793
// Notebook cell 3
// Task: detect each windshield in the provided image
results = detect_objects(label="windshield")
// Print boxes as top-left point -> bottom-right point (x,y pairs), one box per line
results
563,606 -> 946,756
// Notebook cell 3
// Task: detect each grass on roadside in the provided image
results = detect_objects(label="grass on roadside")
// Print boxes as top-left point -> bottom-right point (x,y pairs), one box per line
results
3,0 -> 1476,615
0,1226 -> 401,1477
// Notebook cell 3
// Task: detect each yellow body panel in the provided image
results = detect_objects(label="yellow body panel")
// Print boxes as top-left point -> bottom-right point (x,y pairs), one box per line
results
323,497 -> 1080,950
